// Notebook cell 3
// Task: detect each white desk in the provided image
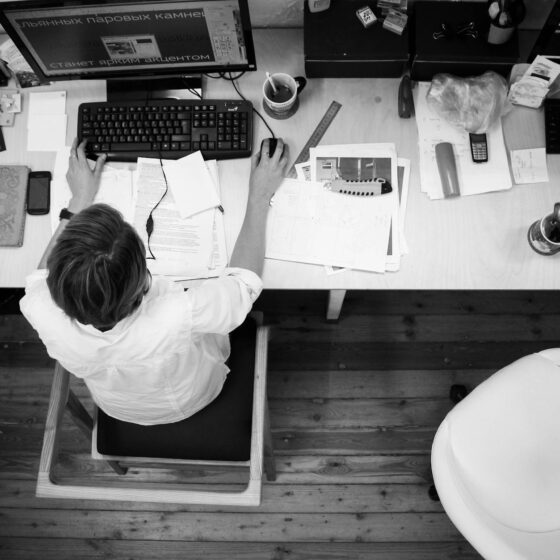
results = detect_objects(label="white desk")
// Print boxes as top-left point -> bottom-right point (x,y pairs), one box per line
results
1,29 -> 559,318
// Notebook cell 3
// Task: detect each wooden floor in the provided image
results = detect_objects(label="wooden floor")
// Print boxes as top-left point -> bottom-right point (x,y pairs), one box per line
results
2,289 -> 560,559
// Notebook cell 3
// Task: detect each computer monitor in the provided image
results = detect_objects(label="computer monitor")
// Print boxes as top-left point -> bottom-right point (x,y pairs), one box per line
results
0,0 -> 256,97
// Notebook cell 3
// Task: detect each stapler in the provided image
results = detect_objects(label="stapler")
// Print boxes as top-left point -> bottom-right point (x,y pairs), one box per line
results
398,69 -> 414,119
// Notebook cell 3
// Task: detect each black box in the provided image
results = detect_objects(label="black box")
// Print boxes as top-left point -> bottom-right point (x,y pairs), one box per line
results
304,1 -> 410,78
411,1 -> 519,81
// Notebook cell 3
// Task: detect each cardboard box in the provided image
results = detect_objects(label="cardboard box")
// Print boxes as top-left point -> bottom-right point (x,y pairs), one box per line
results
411,1 -> 519,81
304,1 -> 410,78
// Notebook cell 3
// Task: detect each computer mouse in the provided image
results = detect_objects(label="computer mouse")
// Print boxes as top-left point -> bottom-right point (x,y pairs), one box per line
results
262,137 -> 277,158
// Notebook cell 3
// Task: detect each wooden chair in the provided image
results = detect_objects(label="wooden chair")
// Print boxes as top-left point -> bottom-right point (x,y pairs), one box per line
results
36,317 -> 276,506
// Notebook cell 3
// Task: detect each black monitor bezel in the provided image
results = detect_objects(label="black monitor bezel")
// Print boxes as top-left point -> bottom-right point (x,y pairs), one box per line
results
0,0 -> 257,81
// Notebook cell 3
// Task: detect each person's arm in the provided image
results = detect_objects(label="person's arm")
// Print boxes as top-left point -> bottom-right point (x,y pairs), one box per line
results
229,138 -> 289,276
37,139 -> 106,269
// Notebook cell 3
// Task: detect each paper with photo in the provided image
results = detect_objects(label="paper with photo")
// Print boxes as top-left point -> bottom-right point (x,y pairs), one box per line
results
310,143 -> 400,269
322,156 -> 410,275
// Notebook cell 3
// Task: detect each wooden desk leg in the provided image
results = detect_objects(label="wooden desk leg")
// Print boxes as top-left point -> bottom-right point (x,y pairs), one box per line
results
326,290 -> 346,321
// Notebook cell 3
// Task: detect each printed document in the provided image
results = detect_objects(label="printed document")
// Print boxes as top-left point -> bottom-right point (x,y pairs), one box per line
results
132,158 -> 222,278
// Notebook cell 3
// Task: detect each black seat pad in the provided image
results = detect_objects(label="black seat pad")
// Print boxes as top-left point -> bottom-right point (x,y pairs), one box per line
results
96,318 -> 256,461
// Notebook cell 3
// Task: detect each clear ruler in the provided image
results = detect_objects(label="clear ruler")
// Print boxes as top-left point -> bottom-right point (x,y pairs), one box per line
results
287,100 -> 342,178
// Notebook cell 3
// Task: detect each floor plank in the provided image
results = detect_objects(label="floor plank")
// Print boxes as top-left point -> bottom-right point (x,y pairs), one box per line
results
0,538 -> 481,560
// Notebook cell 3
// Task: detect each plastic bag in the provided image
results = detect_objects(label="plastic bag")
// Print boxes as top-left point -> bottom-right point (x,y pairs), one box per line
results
426,71 -> 511,133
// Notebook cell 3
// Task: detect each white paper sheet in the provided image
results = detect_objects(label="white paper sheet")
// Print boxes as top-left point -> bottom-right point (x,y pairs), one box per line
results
266,179 -> 392,273
164,151 -> 221,219
29,91 -> 66,115
27,114 -> 68,151
415,82 -> 512,199
27,91 -> 67,152
510,148 -> 549,184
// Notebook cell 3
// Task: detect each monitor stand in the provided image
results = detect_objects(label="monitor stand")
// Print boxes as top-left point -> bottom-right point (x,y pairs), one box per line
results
106,74 -> 203,102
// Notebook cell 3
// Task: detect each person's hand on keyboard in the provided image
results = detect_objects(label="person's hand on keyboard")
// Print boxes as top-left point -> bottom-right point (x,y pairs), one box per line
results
249,137 -> 289,207
66,138 -> 107,214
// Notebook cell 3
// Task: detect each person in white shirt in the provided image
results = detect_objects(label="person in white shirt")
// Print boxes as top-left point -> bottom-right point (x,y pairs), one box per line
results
20,137 -> 288,425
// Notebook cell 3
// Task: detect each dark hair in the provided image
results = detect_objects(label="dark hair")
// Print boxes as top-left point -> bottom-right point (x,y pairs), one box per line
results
47,203 -> 149,330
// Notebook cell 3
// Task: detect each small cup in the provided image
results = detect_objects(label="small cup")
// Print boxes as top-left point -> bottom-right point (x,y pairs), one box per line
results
262,73 -> 307,120
527,203 -> 560,256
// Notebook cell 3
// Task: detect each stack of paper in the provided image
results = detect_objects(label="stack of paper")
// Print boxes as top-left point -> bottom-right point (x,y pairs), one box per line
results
266,143 -> 410,274
414,82 -> 512,199
27,91 -> 67,152
51,149 -> 226,280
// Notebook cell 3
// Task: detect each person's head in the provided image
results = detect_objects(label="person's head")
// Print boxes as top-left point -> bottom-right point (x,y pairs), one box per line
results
47,203 -> 149,330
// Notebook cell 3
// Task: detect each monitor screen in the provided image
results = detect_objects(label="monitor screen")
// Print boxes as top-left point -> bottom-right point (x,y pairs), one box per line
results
0,0 -> 256,81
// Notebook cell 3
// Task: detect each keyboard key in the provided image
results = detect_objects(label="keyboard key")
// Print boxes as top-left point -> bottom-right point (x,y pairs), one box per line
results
110,142 -> 151,151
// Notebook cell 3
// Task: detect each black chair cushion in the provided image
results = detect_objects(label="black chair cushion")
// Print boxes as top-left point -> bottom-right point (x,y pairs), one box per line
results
96,318 -> 256,462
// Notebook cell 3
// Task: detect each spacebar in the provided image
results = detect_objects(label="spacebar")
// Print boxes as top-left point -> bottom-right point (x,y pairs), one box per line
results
110,143 -> 152,151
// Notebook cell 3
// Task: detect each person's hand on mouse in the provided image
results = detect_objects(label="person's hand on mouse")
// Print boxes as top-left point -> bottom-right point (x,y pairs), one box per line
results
248,137 -> 289,207
66,138 -> 107,213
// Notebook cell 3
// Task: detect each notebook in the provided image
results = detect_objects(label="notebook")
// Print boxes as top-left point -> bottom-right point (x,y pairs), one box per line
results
0,165 -> 29,246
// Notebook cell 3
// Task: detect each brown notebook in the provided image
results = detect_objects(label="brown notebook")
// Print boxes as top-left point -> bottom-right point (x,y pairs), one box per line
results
0,165 -> 29,247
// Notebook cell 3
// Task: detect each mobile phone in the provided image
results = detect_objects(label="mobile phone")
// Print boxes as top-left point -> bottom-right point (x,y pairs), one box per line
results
469,133 -> 488,163
26,171 -> 51,215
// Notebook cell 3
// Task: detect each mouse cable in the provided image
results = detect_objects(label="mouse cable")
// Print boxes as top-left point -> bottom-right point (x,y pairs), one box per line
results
227,71 -> 276,139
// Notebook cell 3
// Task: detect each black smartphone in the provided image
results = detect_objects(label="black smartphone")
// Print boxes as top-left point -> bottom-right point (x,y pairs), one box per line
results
469,133 -> 489,163
26,171 -> 51,215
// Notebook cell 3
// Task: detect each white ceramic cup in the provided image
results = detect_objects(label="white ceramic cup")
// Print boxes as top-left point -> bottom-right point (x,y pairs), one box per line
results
262,73 -> 306,117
